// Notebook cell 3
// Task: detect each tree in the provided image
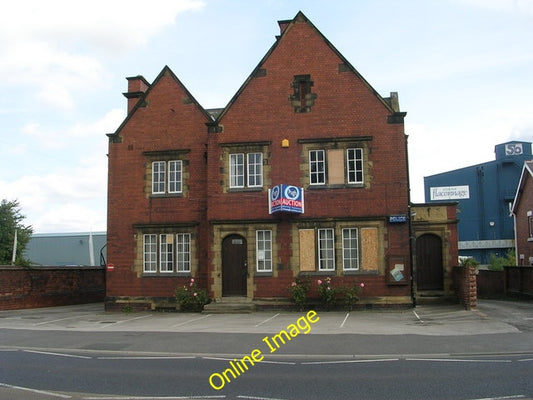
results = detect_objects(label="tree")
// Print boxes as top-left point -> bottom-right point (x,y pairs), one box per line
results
0,199 -> 33,265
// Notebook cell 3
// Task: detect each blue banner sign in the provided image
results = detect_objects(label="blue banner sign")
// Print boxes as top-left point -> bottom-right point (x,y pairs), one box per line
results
269,184 -> 304,214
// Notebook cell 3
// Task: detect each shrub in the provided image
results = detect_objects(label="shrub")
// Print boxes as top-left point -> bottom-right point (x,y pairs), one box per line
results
340,282 -> 365,311
288,277 -> 310,310
317,277 -> 336,310
175,278 -> 209,312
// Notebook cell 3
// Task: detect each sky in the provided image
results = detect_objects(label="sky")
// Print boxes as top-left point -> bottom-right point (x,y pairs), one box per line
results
1,0 -> 532,233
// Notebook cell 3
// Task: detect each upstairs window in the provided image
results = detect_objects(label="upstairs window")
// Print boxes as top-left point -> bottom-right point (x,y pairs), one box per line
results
151,160 -> 183,195
309,150 -> 326,185
307,147 -> 364,186
347,148 -> 363,184
230,152 -> 263,188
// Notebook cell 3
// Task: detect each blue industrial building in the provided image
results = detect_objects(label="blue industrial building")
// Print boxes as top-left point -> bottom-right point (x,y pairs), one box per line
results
24,232 -> 107,266
424,141 -> 532,264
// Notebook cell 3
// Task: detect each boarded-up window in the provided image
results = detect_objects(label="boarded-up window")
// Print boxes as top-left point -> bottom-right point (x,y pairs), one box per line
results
327,149 -> 344,185
299,229 -> 315,271
361,228 -> 379,272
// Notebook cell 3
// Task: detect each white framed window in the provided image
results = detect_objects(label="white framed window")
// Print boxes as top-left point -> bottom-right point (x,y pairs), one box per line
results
256,230 -> 272,272
143,234 -> 157,273
143,233 -> 191,274
176,233 -> 191,272
342,228 -> 359,271
347,148 -> 363,184
152,160 -> 182,195
230,152 -> 263,188
309,150 -> 326,185
168,160 -> 182,193
318,228 -> 335,271
152,161 -> 166,194
247,153 -> 263,187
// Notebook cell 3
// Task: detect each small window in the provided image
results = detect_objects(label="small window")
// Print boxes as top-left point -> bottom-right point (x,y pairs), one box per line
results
347,148 -> 363,184
528,212 -> 533,239
318,228 -> 335,271
152,162 -> 166,194
176,233 -> 191,272
160,234 -> 174,273
168,160 -> 182,193
143,234 -> 157,273
256,230 -> 272,272
247,153 -> 263,187
342,228 -> 359,271
309,150 -> 326,185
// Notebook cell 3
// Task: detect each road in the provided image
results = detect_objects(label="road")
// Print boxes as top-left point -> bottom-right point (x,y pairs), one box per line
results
1,347 -> 532,399
0,300 -> 532,399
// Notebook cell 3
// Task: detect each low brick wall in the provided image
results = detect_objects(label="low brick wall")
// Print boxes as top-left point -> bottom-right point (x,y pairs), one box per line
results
0,265 -> 105,310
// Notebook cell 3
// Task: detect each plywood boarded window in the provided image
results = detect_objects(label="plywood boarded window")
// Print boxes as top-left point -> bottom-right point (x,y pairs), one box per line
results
327,149 -> 344,185
361,227 -> 379,272
299,229 -> 315,271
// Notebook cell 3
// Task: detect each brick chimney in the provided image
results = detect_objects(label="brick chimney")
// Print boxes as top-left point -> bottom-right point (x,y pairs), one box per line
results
123,75 -> 150,113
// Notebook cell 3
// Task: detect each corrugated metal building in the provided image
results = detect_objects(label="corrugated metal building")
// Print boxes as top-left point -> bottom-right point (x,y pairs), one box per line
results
24,232 -> 107,266
424,141 -> 532,263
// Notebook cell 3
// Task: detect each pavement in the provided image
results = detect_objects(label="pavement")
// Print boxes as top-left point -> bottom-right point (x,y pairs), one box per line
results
0,299 -> 532,336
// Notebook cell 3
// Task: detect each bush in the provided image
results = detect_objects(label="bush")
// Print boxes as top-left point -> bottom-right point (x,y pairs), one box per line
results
175,278 -> 209,312
288,277 -> 310,310
317,277 -> 336,310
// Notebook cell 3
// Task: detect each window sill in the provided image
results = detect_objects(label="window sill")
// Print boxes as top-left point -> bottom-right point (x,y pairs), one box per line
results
150,193 -> 184,198
254,272 -> 273,277
307,184 -> 364,190
142,272 -> 191,278
228,187 -> 264,193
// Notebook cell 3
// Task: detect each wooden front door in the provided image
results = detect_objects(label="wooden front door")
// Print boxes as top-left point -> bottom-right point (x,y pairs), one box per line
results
222,234 -> 247,296
416,234 -> 444,290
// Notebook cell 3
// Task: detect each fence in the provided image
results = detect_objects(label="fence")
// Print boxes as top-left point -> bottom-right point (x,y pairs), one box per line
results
477,266 -> 533,299
0,265 -> 105,310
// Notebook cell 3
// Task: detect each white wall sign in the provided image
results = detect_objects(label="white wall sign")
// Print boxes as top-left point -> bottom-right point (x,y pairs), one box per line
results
430,185 -> 470,200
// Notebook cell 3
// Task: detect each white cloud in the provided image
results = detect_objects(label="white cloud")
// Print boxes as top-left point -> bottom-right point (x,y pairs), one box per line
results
1,0 -> 205,109
458,0 -> 533,16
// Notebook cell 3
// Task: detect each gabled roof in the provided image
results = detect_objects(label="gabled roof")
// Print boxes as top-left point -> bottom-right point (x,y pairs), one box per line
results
511,160 -> 533,214
214,11 -> 402,123
107,66 -> 213,140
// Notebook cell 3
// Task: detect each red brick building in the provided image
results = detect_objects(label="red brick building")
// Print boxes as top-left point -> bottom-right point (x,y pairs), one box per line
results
105,12 -> 412,310
512,161 -> 533,265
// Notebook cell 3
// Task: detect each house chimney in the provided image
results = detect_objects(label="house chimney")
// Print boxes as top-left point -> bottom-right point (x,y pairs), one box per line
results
278,19 -> 291,35
123,75 -> 150,113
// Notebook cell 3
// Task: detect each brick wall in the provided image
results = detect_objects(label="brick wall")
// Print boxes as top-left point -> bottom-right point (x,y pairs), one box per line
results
0,266 -> 105,310
453,265 -> 477,309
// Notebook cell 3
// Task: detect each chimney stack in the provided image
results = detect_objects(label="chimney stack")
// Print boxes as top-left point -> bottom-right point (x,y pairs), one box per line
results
123,75 -> 150,113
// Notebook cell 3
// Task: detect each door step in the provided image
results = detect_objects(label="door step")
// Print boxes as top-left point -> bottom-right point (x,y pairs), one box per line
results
203,297 -> 256,314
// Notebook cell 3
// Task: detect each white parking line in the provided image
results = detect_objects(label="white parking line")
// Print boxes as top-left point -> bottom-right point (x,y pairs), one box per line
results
112,315 -> 153,325
0,382 -> 72,398
254,313 -> 280,327
83,396 -> 225,400
405,358 -> 511,363
237,396 -> 288,400
98,356 -> 195,360
302,358 -> 399,365
34,315 -> 84,326
340,312 -> 350,328
172,314 -> 212,328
